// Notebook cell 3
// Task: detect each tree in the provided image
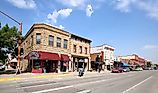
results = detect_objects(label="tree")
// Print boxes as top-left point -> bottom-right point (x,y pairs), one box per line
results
0,23 -> 19,64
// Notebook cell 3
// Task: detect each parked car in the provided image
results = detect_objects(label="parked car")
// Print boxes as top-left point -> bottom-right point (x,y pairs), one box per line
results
112,67 -> 123,73
122,67 -> 130,72
134,67 -> 143,71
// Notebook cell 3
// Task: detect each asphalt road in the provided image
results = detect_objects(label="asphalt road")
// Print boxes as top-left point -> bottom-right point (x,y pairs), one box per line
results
0,70 -> 158,93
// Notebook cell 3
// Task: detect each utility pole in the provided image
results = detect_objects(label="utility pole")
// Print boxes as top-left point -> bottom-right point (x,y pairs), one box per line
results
0,10 -> 22,74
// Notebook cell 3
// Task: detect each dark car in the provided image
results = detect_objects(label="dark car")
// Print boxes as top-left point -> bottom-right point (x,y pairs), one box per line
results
112,67 -> 123,73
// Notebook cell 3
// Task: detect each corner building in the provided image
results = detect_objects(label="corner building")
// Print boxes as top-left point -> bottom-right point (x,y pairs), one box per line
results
22,24 -> 91,73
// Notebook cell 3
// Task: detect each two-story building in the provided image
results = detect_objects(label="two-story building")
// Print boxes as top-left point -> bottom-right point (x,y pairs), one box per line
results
69,34 -> 91,72
91,44 -> 115,71
22,23 -> 91,73
118,54 -> 146,68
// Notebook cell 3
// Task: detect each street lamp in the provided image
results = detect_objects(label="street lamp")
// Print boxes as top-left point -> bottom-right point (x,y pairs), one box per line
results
0,10 -> 22,74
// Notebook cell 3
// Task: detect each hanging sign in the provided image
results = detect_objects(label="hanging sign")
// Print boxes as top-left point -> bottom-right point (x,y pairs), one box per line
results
29,51 -> 39,60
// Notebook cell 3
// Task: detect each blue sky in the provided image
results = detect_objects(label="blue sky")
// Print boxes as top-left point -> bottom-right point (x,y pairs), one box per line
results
0,0 -> 158,63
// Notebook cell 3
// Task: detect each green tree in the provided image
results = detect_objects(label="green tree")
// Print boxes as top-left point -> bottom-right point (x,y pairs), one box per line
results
0,23 -> 19,64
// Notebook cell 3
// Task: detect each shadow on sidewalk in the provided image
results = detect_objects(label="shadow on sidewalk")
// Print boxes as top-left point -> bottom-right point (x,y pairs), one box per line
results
0,70 -> 16,75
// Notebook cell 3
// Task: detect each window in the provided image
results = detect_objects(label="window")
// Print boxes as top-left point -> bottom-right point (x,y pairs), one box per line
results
63,39 -> 68,49
36,33 -> 41,44
85,47 -> 87,54
57,37 -> 61,47
33,60 -> 41,69
31,35 -> 33,46
79,46 -> 82,54
73,45 -> 76,53
49,35 -> 54,46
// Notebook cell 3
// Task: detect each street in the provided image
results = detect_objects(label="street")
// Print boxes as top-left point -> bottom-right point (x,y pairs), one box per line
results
0,70 -> 158,93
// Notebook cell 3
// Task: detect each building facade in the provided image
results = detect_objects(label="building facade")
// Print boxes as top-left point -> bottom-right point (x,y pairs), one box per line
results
22,23 -> 91,73
91,44 -> 115,70
118,54 -> 146,68
69,34 -> 91,72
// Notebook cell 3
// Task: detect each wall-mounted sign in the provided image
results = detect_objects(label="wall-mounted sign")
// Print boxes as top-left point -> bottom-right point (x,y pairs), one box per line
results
29,51 -> 39,60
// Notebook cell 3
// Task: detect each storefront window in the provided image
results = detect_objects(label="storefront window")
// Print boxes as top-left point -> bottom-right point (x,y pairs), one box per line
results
49,35 -> 54,46
57,37 -> 61,47
33,60 -> 41,69
63,39 -> 68,49
36,33 -> 41,44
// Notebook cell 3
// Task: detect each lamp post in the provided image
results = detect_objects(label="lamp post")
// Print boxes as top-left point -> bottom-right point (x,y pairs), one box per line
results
0,10 -> 22,74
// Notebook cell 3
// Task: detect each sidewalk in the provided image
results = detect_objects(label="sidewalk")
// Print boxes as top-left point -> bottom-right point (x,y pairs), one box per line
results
0,70 -> 111,82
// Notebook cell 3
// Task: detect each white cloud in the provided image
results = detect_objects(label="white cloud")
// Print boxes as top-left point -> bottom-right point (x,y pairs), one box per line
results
57,0 -> 85,7
113,0 -> 133,13
6,0 -> 36,9
59,25 -> 65,30
143,45 -> 158,50
137,0 -> 158,20
47,8 -> 72,24
86,5 -> 94,17
113,0 -> 158,20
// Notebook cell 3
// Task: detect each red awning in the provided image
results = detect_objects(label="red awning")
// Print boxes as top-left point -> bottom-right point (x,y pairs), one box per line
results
61,54 -> 70,61
39,51 -> 60,60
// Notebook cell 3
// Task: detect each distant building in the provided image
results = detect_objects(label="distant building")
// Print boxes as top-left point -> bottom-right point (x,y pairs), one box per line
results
91,44 -> 115,70
118,54 -> 146,67
22,23 -> 91,73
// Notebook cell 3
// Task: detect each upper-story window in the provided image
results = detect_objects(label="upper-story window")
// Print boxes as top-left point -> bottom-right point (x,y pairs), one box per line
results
73,45 -> 76,53
79,46 -> 82,54
49,35 -> 54,46
57,37 -> 61,47
31,35 -> 33,46
36,33 -> 41,44
85,47 -> 87,54
63,39 -> 68,49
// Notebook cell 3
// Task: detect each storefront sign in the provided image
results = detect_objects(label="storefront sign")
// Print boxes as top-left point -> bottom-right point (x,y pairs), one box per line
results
29,52 -> 39,60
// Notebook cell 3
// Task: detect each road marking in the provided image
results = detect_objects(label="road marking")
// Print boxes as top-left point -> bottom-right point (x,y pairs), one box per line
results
76,90 -> 91,93
19,83 -> 53,89
31,85 -> 73,93
122,76 -> 152,93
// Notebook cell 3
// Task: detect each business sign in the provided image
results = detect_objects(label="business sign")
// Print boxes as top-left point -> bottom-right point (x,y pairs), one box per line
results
29,51 -> 39,60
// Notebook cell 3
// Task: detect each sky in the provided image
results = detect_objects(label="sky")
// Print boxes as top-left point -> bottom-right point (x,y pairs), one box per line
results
0,0 -> 158,63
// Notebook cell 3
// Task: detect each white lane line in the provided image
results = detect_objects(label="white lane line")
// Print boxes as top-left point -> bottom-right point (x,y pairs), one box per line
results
76,90 -> 91,93
122,76 -> 152,93
31,85 -> 73,93
19,83 -> 53,89
18,80 -> 51,85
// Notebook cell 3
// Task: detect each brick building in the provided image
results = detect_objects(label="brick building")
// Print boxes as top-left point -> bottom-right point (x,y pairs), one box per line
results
118,54 -> 146,68
21,23 -> 91,73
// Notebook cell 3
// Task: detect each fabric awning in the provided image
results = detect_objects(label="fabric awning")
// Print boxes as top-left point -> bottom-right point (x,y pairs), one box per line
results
25,51 -> 60,60
39,51 -> 60,60
61,54 -> 70,61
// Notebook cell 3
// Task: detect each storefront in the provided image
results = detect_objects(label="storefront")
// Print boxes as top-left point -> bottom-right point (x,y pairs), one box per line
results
72,56 -> 89,72
25,51 -> 70,73
60,54 -> 70,72
28,51 -> 60,73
